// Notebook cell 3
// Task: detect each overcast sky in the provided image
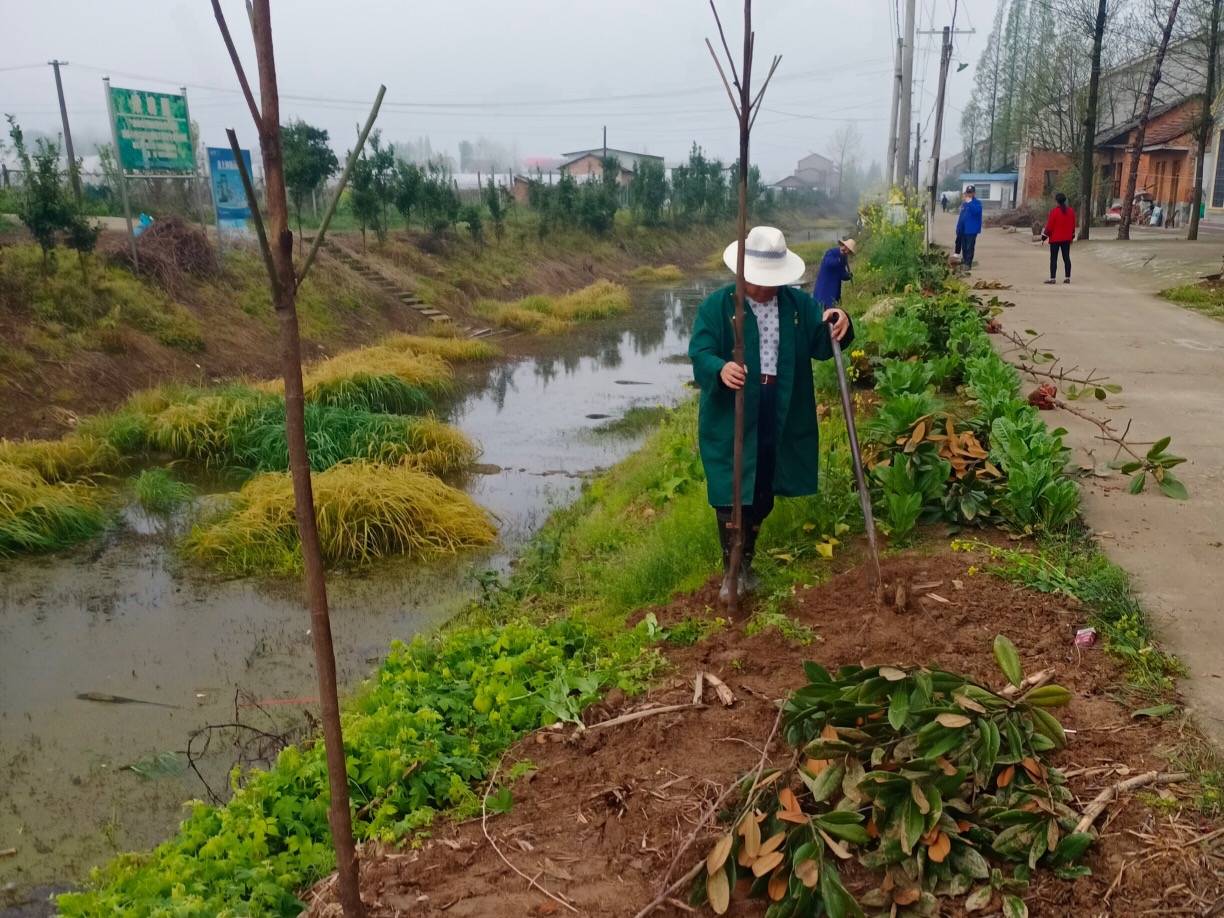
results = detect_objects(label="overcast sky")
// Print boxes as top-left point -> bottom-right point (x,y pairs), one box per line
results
2,0 -> 998,181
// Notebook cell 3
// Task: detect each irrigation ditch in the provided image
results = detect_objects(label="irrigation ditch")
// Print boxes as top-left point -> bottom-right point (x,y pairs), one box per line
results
0,274 -> 725,913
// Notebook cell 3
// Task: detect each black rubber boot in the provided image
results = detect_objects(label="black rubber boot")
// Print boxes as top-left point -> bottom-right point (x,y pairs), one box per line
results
741,523 -> 762,594
716,517 -> 744,605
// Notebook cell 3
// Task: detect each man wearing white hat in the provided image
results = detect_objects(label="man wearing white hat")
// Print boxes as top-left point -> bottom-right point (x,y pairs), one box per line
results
689,225 -> 853,603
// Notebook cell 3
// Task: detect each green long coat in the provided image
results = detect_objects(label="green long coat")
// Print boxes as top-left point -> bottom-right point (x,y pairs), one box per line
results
688,283 -> 854,508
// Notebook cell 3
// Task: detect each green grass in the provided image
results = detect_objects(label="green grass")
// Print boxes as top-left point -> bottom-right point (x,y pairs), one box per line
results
0,244 -> 204,351
1159,282 -> 1224,320
132,469 -> 195,514
477,280 -> 632,334
0,434 -> 121,483
591,405 -> 671,437
628,264 -> 684,283
185,460 -> 495,575
0,462 -> 108,556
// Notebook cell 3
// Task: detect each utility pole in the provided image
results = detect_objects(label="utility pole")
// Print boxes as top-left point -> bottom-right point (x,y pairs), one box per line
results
886,37 -> 902,187
895,0 -> 917,188
49,60 -> 81,201
922,16 -> 975,241
912,120 -> 922,190
602,124 -> 607,160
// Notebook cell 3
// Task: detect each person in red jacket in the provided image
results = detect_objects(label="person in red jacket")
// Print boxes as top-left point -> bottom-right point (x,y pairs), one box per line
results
1042,192 -> 1076,284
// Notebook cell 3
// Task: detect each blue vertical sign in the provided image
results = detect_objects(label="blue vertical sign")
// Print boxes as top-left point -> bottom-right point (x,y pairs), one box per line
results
206,146 -> 253,236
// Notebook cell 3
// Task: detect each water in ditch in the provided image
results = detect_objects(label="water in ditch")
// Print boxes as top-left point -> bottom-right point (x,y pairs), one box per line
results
0,279 -> 723,913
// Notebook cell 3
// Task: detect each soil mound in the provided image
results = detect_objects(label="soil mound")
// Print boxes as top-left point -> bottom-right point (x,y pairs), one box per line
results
308,549 -> 1221,916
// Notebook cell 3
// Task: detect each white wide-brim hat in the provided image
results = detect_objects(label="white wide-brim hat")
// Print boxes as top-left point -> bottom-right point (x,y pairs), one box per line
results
722,225 -> 806,287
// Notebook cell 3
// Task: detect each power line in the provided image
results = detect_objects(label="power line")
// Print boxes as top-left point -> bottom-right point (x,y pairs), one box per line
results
0,63 -> 48,74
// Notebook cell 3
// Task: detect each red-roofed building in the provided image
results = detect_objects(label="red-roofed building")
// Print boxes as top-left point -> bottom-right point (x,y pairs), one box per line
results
1093,97 -> 1201,223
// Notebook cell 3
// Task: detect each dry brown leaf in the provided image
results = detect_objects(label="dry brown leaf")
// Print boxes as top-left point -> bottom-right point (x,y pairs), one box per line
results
818,828 -> 852,860
893,886 -> 921,906
795,858 -> 820,888
879,666 -> 907,682
953,693 -> 988,714
912,783 -> 931,815
998,765 -> 1016,788
936,713 -> 971,728
936,756 -> 958,776
706,834 -> 734,876
744,811 -> 762,858
952,579 -> 965,590
805,757 -> 831,775
738,846 -> 755,867
921,827 -> 940,847
866,817 -> 880,839
759,831 -> 787,858
820,723 -> 839,742
1022,756 -> 1044,780
707,868 -> 730,914
925,592 -> 950,604
768,865 -> 789,901
752,850 -> 785,877
928,831 -> 952,863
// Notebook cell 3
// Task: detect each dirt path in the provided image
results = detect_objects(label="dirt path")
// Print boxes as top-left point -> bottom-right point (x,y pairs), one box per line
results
938,212 -> 1224,743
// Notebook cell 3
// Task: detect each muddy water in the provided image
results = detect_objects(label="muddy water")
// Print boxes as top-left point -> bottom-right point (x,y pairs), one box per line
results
0,279 -> 715,912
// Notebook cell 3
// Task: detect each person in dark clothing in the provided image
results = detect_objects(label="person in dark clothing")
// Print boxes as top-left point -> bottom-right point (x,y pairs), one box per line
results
956,185 -> 983,270
1041,192 -> 1076,284
940,192 -> 949,212
689,226 -> 853,605
812,238 -> 856,307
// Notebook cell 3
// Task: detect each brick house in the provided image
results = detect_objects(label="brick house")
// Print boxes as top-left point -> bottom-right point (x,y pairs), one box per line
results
557,147 -> 663,188
1094,97 -> 1200,222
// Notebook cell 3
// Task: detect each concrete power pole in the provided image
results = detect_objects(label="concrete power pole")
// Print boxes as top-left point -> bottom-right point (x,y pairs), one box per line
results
927,27 -> 954,242
886,37 -> 902,187
49,60 -> 81,201
912,121 -> 922,190
894,0 -> 917,188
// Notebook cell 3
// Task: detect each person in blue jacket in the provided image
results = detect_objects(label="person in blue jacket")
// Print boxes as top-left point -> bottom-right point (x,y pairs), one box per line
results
812,237 -> 856,307
955,185 -> 983,270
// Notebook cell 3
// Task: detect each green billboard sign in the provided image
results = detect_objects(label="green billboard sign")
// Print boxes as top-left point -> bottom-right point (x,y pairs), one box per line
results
108,86 -> 194,173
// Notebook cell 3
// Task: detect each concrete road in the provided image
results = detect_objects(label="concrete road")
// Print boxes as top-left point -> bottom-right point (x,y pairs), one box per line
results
937,214 -> 1224,743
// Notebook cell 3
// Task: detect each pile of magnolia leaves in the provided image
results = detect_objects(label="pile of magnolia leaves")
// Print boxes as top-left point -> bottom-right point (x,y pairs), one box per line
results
698,636 -> 1093,918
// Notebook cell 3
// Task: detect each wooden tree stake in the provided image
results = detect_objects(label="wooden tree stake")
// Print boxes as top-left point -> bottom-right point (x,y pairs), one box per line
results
210,2 -> 369,914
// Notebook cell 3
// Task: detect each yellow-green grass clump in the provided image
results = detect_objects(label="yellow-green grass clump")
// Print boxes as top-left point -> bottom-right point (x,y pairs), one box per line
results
0,434 -> 121,483
628,264 -> 684,283
185,460 -> 496,575
478,280 -> 632,334
382,333 -> 500,363
256,346 -> 455,415
0,462 -> 108,556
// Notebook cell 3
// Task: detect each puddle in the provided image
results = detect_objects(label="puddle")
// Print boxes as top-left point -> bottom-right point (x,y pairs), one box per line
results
0,279 -> 716,908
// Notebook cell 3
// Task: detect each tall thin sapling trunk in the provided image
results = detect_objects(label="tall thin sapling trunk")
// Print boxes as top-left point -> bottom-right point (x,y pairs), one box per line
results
209,2 -> 384,915
1188,0 -> 1221,239
1118,0 -> 1182,240
704,0 -> 780,618
1078,0 -> 1109,241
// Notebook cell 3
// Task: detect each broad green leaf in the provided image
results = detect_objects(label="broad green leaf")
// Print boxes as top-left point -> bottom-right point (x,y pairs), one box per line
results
842,758 -> 867,803
992,824 -> 1038,859
901,796 -> 925,854
888,686 -> 910,730
1146,436 -> 1172,459
803,661 -> 832,683
952,845 -> 991,880
993,635 -> 1023,687
1002,894 -> 1029,918
815,816 -> 870,845
1029,707 -> 1066,749
965,885 -> 993,913
1054,864 -> 1093,880
819,864 -> 864,918
1128,471 -> 1146,494
1021,684 -> 1072,708
487,787 -> 514,814
1132,703 -> 1177,719
1158,473 -> 1189,500
1050,832 -> 1094,865
802,762 -> 846,804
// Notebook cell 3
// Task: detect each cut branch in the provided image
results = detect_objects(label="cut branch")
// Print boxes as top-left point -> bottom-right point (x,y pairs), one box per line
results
704,39 -> 742,119
1074,770 -> 1190,834
709,0 -> 742,89
297,84 -> 386,286
225,129 -> 279,298
210,0 -> 263,129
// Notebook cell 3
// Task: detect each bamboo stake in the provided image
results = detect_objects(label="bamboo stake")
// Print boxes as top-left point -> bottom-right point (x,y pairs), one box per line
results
210,2 -> 366,915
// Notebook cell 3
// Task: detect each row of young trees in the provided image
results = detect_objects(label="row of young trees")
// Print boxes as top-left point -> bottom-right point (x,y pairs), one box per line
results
961,0 -> 1222,238
280,121 -> 779,245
